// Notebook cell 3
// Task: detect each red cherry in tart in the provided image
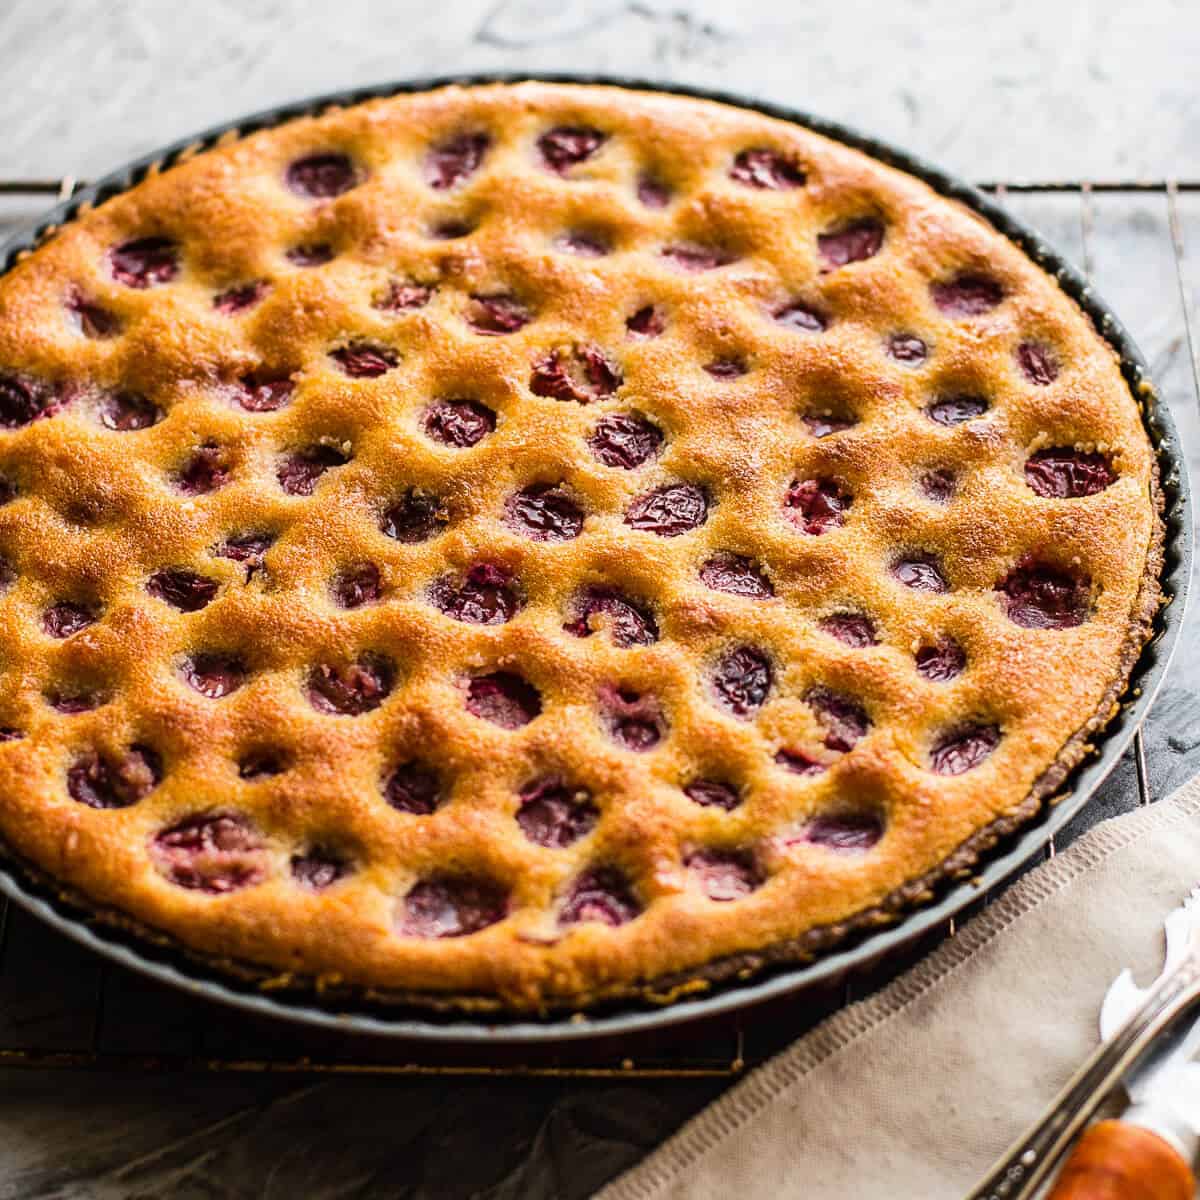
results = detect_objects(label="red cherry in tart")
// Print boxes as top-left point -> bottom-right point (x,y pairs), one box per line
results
181,654 -> 246,699
932,273 -> 1003,316
818,219 -> 884,269
930,723 -> 1000,775
774,748 -> 827,776
381,491 -> 445,543
700,553 -> 773,599
685,849 -> 763,901
239,750 -> 288,780
307,656 -> 394,715
927,395 -> 988,426
177,445 -> 231,495
424,132 -> 489,190
919,469 -> 956,503
153,812 -> 266,893
214,280 -> 269,314
709,646 -> 773,718
277,445 -> 348,496
560,867 -> 639,927
402,876 -> 508,938
774,301 -> 828,332
236,371 -> 293,413
807,688 -> 870,752
286,243 -> 333,266
286,153 -> 360,199
147,569 -> 218,611
625,305 -> 665,338
730,148 -> 805,189
820,613 -> 877,648
916,638 -> 966,682
0,375 -> 62,428
506,484 -> 584,542
636,175 -> 671,208
385,761 -> 443,815
624,484 -> 708,537
684,780 -> 742,811
68,745 -> 161,809
424,399 -> 495,448
888,333 -> 928,365
431,563 -> 520,625
110,237 -> 179,288
48,689 -> 106,714
555,231 -> 609,257
1016,341 -> 1060,385
292,849 -> 350,890
43,602 -> 98,639
465,293 -> 529,334
67,292 -> 120,338
530,345 -> 621,404
100,391 -> 160,431
564,587 -> 657,646
661,243 -> 737,272
995,558 -> 1090,629
465,672 -> 541,729
801,810 -> 884,851
331,562 -> 382,609
784,478 -> 851,535
892,555 -> 950,593
217,531 -> 274,576
517,778 -> 598,848
588,412 -> 663,469
331,342 -> 397,378
599,686 -> 665,751
538,126 -> 606,174
376,280 -> 435,312
1024,449 -> 1115,498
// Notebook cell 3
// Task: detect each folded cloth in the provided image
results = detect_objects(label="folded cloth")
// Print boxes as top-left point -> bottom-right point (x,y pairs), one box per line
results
598,774 -> 1200,1200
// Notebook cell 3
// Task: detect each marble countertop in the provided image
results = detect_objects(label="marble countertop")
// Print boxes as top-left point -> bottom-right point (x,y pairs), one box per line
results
1,2 -> 1199,1196
3,0 -> 1198,183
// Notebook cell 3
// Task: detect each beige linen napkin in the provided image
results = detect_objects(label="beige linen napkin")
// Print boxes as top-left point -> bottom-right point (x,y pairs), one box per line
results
599,774 -> 1200,1200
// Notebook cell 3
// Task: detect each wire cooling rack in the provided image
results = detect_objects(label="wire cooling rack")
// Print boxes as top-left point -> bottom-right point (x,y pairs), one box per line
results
0,176 -> 1195,1078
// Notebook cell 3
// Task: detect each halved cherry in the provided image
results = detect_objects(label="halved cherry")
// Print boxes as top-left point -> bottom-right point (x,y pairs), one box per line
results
730,148 -> 805,189
401,876 -> 508,938
538,126 -> 606,174
465,672 -> 541,729
110,237 -> 179,288
516,777 -> 598,848
68,745 -> 161,809
153,812 -> 267,893
285,153 -> 361,199
307,655 -> 394,715
424,132 -> 490,190
995,558 -> 1090,629
930,723 -> 1001,775
624,484 -> 708,537
708,646 -> 773,718
559,867 -> 639,927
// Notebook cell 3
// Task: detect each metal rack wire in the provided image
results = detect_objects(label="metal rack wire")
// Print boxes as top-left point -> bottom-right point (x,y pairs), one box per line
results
0,176 -> 1194,1078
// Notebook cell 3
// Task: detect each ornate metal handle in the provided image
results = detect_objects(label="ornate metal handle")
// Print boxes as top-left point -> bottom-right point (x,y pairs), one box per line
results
966,955 -> 1200,1200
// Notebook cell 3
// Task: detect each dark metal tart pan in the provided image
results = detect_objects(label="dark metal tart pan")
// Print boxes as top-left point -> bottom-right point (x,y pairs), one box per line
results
0,73 -> 1189,1045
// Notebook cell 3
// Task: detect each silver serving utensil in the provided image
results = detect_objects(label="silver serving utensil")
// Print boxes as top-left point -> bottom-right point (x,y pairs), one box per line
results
967,886 -> 1200,1200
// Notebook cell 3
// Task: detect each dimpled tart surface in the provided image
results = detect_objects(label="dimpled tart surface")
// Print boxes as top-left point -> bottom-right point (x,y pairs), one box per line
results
0,83 -> 1162,1011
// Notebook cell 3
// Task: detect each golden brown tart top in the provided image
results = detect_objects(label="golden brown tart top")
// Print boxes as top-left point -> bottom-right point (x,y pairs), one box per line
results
0,83 -> 1160,1010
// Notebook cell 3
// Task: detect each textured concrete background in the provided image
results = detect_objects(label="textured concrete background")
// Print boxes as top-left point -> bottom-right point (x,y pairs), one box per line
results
2,0 -> 1198,182
0,3 -> 1198,1198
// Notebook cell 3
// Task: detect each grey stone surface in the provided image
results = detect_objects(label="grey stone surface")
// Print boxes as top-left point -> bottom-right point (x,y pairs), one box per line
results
0,4 -> 1199,1198
1,0 -> 1198,183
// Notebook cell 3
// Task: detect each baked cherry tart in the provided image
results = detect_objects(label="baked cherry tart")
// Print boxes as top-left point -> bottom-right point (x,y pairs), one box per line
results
0,83 -> 1161,1012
